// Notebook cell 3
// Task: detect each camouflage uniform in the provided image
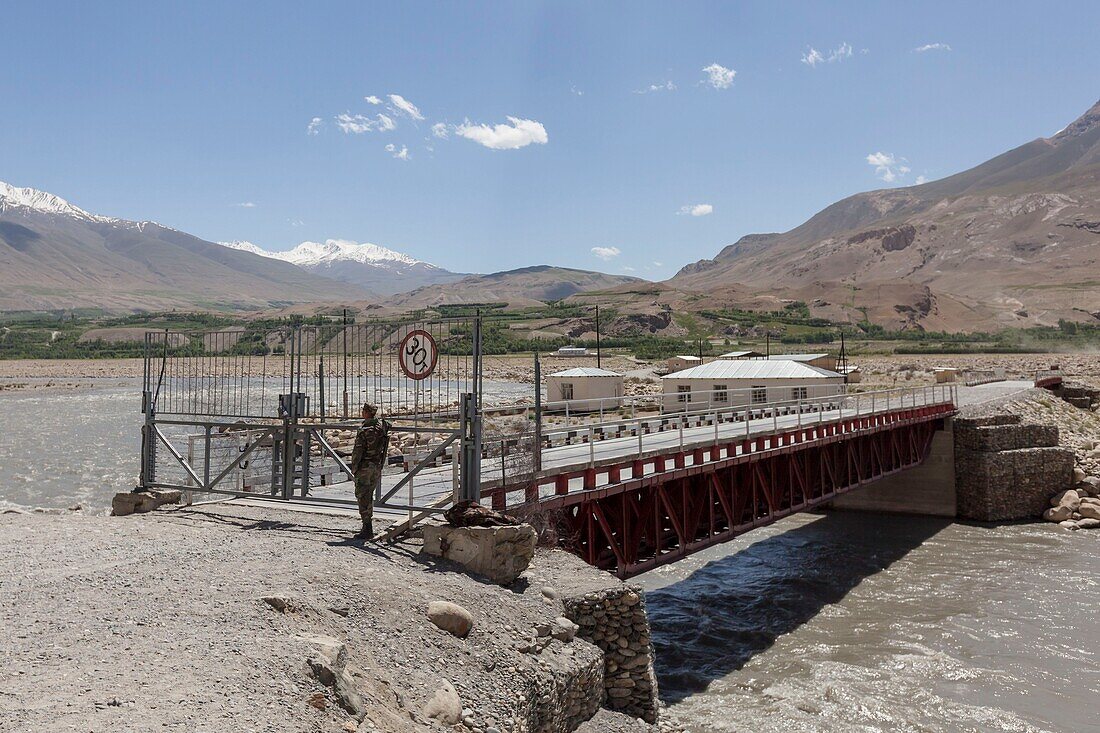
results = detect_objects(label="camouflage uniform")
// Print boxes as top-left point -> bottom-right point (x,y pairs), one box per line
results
349,417 -> 389,524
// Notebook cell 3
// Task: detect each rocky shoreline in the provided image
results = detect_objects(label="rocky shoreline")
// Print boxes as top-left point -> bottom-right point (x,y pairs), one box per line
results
0,503 -> 686,733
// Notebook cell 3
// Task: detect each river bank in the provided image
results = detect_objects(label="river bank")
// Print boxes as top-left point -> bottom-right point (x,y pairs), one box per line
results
0,502 -> 684,733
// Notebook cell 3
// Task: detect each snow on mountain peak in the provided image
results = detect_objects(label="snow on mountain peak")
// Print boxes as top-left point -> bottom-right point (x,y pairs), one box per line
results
218,238 -> 426,268
286,239 -> 421,266
0,180 -> 108,221
219,240 -> 271,257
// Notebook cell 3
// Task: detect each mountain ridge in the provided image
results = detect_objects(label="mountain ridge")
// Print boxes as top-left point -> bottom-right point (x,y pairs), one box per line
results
670,98 -> 1100,330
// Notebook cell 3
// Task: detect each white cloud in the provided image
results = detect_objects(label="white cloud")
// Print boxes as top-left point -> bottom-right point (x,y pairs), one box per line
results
635,80 -> 676,94
915,175 -> 928,185
431,122 -> 449,139
803,42 -> 853,67
677,203 -> 714,217
234,201 -> 257,208
591,246 -> 621,261
830,42 -> 853,62
652,261 -> 663,267
621,266 -> 636,272
385,143 -> 410,161
307,117 -> 323,135
454,117 -> 548,150
364,95 -> 382,105
570,85 -> 584,96
288,218 -> 305,227
701,63 -> 736,89
387,94 -> 424,120
376,114 -> 396,132
914,43 -> 951,53
334,113 -> 398,134
801,48 -> 825,67
866,152 -> 911,183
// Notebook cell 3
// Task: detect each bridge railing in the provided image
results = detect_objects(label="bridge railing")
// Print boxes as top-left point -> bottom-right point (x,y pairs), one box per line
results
478,383 -> 957,482
1034,368 -> 1063,387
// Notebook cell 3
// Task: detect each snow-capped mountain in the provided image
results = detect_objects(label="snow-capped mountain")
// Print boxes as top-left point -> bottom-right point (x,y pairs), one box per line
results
218,239 -> 463,295
0,180 -> 114,223
0,180 -> 367,311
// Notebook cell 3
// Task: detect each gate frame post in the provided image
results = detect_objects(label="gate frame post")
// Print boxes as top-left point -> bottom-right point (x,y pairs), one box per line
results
459,393 -> 482,502
458,312 -> 484,503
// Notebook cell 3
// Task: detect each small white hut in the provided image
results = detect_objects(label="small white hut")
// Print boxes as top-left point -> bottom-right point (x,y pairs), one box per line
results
545,367 -> 625,412
666,355 -> 703,374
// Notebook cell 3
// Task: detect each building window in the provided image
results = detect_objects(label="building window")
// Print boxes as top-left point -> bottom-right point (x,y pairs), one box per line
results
791,386 -> 808,401
751,385 -> 768,404
561,383 -> 574,400
713,384 -> 728,403
677,385 -> 691,403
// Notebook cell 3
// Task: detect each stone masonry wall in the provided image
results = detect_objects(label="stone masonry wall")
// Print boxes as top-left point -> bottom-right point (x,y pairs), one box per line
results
955,415 -> 1075,521
522,637 -> 605,733
561,586 -> 659,724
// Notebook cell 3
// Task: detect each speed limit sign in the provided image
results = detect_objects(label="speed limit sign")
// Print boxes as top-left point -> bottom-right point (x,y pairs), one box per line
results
398,329 -> 438,381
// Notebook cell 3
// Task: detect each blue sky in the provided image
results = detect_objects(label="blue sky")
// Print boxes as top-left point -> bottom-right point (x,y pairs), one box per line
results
3,1 -> 1099,278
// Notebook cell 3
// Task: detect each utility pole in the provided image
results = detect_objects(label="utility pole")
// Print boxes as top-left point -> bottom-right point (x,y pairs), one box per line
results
595,305 -> 601,368
533,352 -> 542,471
766,332 -> 771,358
839,332 -> 848,383
342,308 -> 349,417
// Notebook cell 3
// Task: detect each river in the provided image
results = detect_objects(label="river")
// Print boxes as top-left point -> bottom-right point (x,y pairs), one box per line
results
1,381 -> 1096,732
642,513 -> 1097,732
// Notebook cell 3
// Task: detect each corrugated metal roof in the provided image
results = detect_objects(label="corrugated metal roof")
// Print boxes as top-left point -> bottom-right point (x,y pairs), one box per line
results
548,367 -> 623,378
766,353 -> 829,361
672,355 -> 702,360
659,359 -> 842,380
717,350 -> 764,358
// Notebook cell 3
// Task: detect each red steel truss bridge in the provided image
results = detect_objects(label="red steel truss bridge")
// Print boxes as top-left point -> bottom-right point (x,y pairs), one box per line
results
484,386 -> 957,578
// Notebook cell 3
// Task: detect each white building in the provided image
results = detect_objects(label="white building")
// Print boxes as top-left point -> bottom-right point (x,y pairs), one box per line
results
660,359 -> 845,411
716,350 -> 765,360
767,352 -> 838,372
666,355 -> 702,374
545,367 -> 625,411
553,345 -> 588,357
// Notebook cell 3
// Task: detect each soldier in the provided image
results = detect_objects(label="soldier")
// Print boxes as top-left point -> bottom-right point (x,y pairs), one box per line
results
349,403 -> 390,539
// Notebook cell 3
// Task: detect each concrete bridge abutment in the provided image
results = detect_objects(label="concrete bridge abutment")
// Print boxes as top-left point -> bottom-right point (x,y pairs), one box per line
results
831,415 -> 1075,521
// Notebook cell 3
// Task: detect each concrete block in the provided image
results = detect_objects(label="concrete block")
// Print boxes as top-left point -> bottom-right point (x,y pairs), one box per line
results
421,524 -> 537,585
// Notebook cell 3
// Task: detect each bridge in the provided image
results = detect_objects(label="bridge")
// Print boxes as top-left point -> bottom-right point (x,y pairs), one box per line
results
481,385 -> 956,577
136,319 -> 964,579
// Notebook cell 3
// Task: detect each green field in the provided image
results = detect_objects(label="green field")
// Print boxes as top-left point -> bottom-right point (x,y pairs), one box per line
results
1,306 -> 1098,360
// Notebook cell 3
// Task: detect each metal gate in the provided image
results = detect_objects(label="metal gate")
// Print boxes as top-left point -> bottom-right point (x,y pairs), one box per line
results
138,316 -> 485,515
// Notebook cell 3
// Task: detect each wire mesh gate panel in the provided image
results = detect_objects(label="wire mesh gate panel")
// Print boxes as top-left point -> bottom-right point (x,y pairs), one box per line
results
139,317 -> 484,513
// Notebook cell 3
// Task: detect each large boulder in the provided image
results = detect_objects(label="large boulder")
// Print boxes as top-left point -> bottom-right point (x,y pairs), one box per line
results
1078,502 -> 1100,521
421,523 -> 537,585
1044,505 -> 1073,522
1050,489 -> 1081,511
422,680 -> 463,724
426,601 -> 474,638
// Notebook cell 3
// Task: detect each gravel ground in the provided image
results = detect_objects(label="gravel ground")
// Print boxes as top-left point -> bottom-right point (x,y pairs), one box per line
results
0,502 -> 674,733
959,387 -> 1100,473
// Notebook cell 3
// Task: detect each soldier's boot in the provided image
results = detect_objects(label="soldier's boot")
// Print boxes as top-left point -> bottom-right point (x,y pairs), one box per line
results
354,520 -> 374,540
